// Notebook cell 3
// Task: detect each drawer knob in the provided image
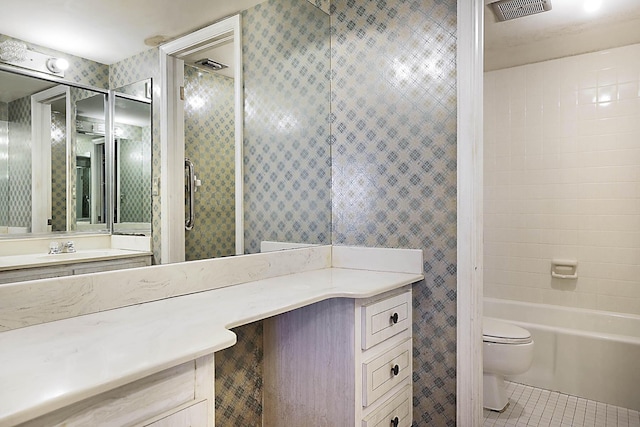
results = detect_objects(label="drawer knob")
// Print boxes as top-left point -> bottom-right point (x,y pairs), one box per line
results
390,312 -> 399,324
390,416 -> 399,427
391,364 -> 400,376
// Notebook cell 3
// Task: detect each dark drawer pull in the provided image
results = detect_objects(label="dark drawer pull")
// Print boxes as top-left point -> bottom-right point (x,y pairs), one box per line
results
391,416 -> 399,427
390,312 -> 399,324
391,364 -> 400,376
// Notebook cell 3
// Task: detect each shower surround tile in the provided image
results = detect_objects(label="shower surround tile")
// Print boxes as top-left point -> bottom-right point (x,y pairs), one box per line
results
330,0 -> 458,425
484,43 -> 640,316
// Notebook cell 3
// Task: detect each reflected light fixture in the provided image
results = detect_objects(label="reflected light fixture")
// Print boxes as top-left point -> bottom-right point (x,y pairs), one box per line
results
0,39 -> 70,77
46,57 -> 69,74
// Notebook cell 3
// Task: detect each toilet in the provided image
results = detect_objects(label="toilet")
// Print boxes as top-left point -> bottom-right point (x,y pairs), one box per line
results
483,317 -> 534,411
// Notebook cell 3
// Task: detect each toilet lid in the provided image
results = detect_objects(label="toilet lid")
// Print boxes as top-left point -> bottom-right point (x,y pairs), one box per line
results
483,318 -> 532,344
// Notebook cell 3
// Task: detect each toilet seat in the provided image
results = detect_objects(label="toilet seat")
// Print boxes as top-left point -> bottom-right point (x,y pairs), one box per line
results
483,317 -> 532,345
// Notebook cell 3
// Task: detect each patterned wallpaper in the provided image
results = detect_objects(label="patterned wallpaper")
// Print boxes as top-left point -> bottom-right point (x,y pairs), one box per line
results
7,97 -> 31,229
242,0 -> 332,254
183,65 -> 236,261
307,0 -> 330,14
50,111 -> 67,232
118,132 -> 151,224
330,0 -> 458,425
0,119 -> 7,227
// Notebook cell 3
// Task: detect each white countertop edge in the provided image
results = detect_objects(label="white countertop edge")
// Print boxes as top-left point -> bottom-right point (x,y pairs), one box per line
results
0,249 -> 152,271
0,267 -> 423,427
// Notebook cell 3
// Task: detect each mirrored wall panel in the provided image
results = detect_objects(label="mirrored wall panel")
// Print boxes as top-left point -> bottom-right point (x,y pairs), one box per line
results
0,69 -> 109,236
113,79 -> 152,235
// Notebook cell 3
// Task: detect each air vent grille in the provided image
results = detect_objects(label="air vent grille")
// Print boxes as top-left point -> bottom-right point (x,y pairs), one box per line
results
491,0 -> 552,21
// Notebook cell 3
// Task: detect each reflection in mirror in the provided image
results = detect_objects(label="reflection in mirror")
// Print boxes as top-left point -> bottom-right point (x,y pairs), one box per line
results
113,80 -> 152,235
74,92 -> 107,232
0,68 -> 108,236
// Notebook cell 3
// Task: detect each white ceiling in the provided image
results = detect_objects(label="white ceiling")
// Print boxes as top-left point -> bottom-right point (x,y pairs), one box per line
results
485,0 -> 640,70
0,0 -> 264,65
3,1 -> 639,76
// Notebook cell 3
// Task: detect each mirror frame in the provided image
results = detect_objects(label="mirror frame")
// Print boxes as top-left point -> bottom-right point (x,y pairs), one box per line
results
159,15 -> 244,263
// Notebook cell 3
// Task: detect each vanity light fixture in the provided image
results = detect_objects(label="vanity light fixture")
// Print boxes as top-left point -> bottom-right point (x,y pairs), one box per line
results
0,40 -> 70,77
0,40 -> 28,62
46,57 -> 69,74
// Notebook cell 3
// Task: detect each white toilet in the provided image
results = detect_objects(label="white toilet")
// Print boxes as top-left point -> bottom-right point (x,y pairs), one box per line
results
483,317 -> 534,411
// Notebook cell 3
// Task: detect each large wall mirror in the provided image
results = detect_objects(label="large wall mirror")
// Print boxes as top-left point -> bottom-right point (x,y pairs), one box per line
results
0,68 -> 153,238
0,0 -> 330,259
161,0 -> 332,262
0,69 -> 110,236
113,80 -> 152,235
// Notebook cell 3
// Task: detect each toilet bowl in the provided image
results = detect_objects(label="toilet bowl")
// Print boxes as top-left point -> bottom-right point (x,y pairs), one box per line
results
483,317 -> 534,411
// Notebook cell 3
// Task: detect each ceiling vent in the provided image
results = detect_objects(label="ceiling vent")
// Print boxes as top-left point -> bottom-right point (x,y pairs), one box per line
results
490,0 -> 552,21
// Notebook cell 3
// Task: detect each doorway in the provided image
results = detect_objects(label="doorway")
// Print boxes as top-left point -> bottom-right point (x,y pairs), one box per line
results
159,15 -> 244,263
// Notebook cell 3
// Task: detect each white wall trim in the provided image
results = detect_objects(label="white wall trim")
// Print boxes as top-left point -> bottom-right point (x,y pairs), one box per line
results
159,15 -> 244,263
457,0 -> 484,425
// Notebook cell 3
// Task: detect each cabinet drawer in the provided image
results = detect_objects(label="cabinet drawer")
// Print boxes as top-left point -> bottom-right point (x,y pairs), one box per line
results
361,291 -> 411,350
21,360 -> 197,427
142,400 -> 209,427
362,384 -> 412,427
362,338 -> 411,406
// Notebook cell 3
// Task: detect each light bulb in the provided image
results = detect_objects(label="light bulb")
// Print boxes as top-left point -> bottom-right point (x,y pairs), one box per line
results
46,57 -> 69,73
584,0 -> 602,13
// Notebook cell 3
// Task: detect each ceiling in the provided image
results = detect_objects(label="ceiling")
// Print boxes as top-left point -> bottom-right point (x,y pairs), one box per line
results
2,1 -> 639,76
485,0 -> 640,70
0,0 -> 264,65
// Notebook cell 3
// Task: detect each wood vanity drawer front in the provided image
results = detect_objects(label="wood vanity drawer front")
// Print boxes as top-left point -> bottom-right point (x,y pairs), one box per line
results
141,400 -> 208,427
362,291 -> 410,350
362,384 -> 412,427
21,360 -> 197,427
362,338 -> 411,406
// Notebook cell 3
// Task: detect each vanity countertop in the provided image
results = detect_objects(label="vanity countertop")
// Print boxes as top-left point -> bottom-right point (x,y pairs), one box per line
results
0,248 -> 153,271
0,266 -> 423,427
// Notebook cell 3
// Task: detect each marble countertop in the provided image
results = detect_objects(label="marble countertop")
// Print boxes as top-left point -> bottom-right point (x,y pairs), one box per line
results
0,266 -> 422,426
0,249 -> 153,271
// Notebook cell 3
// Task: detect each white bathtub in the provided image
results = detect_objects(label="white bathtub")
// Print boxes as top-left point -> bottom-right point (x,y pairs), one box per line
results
484,297 -> 640,411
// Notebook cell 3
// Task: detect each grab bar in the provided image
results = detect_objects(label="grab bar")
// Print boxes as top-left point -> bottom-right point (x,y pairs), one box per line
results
185,158 -> 196,230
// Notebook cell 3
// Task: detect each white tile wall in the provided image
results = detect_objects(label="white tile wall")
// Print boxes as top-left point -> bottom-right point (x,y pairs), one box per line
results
484,43 -> 640,316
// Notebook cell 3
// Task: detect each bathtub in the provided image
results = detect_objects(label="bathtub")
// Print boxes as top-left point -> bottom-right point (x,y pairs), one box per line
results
484,297 -> 640,411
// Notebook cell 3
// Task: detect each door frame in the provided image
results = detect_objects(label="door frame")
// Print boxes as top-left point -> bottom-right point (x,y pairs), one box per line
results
31,85 -> 71,233
159,15 -> 244,263
457,0 -> 484,425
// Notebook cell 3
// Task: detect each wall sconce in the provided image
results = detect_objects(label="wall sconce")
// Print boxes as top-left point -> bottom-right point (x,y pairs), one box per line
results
0,39 -> 70,77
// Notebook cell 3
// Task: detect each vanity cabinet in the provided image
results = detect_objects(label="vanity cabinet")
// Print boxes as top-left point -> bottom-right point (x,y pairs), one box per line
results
19,355 -> 214,427
263,286 -> 413,427
0,255 -> 152,284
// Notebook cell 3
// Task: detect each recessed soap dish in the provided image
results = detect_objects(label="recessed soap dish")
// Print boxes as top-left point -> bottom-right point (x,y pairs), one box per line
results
551,259 -> 578,279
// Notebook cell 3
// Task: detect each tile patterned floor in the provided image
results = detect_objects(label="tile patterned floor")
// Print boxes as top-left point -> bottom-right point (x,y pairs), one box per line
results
483,382 -> 640,427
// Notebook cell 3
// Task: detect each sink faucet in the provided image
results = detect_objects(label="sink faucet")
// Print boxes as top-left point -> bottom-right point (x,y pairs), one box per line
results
48,242 -> 61,255
62,241 -> 76,253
